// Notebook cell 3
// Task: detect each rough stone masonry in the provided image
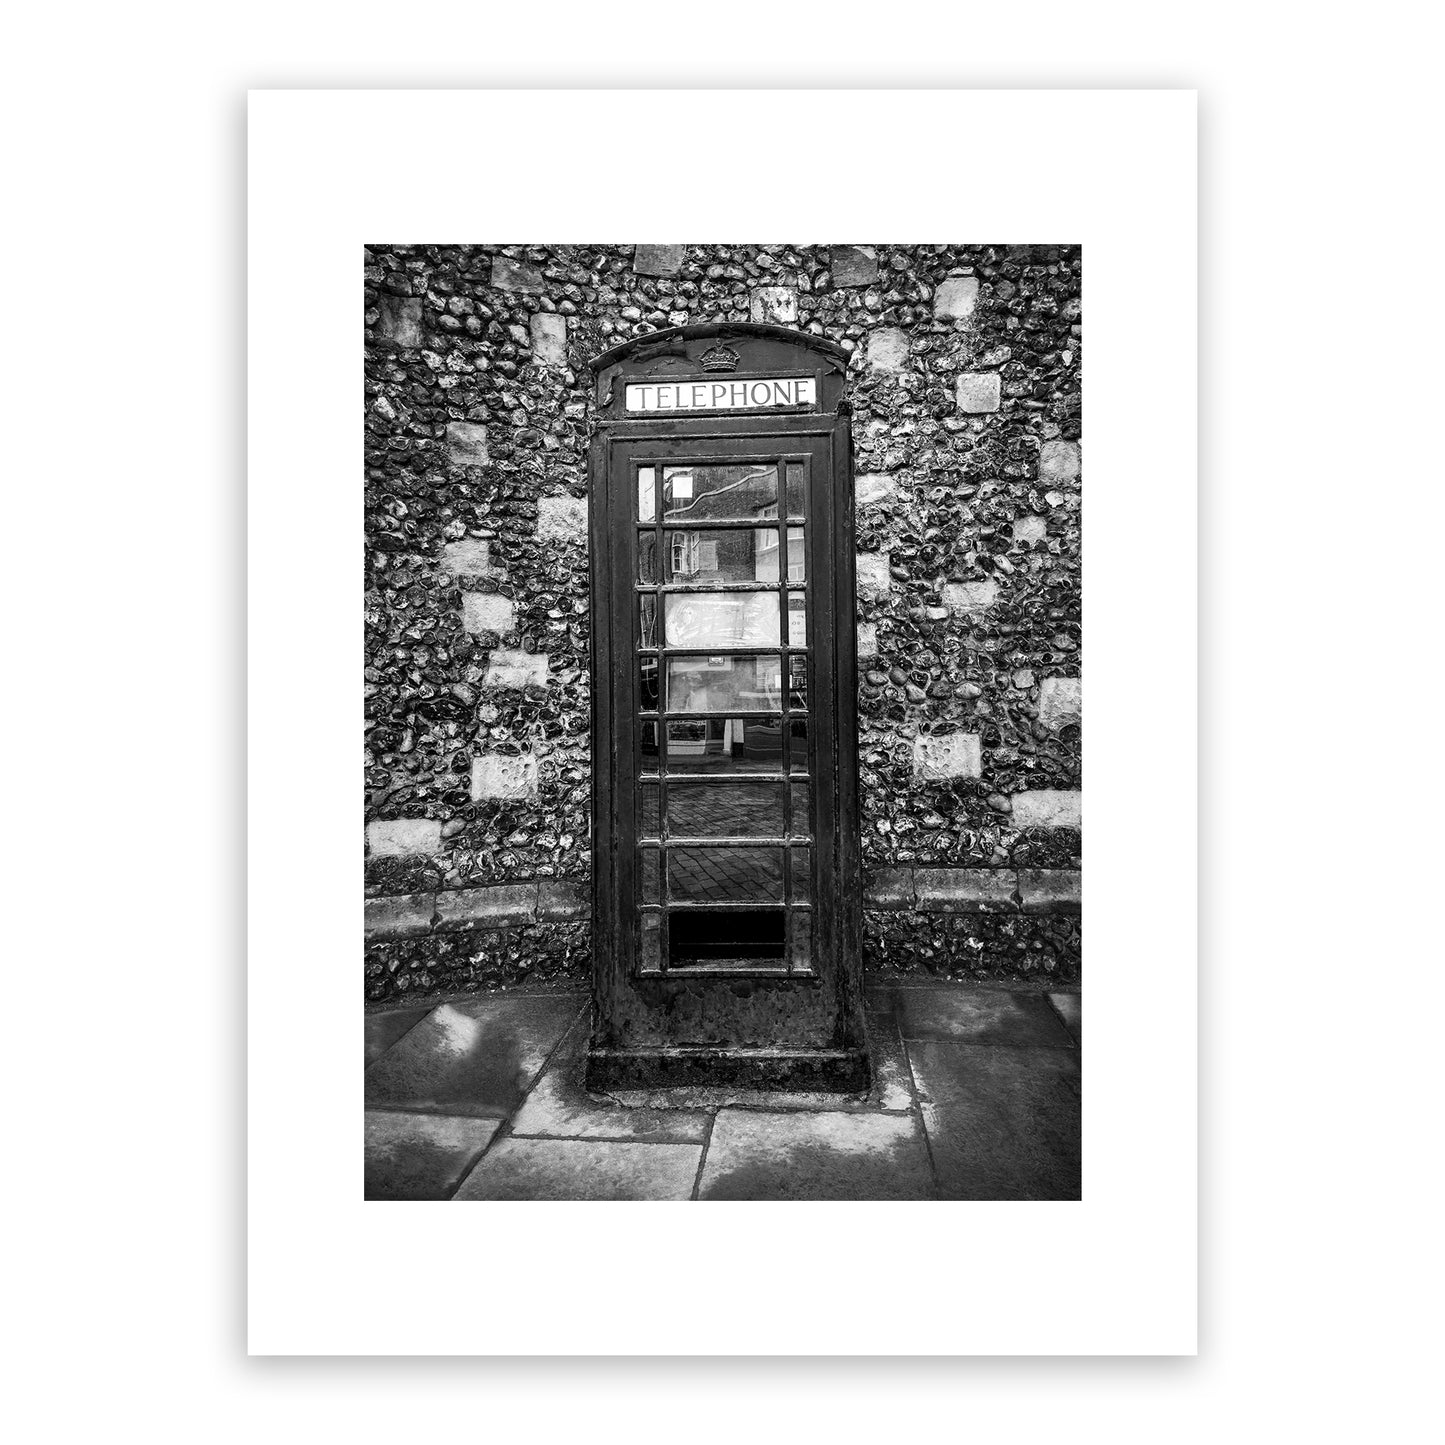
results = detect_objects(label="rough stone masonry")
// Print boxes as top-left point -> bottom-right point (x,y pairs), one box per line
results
364,243 -> 1081,1001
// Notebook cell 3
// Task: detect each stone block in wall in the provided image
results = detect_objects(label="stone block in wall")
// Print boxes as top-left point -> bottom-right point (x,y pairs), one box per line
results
857,621 -> 878,659
750,286 -> 798,324
934,275 -> 980,320
530,312 -> 568,367
482,650 -> 548,691
956,372 -> 1001,413
434,883 -> 539,932
943,579 -> 999,614
440,538 -> 502,579
536,493 -> 588,543
864,867 -> 916,909
462,593 -> 516,635
1012,790 -> 1082,829
366,818 -> 442,857
536,879 -> 589,921
365,891 -> 436,940
856,552 -> 892,600
855,473 -> 897,509
830,245 -> 878,287
1018,869 -> 1082,915
1039,439 -> 1081,483
377,293 -> 422,347
632,244 -> 687,277
865,328 -> 910,372
912,732 -> 982,781
491,256 -> 545,291
913,868 -> 1018,913
471,751 -> 540,802
1013,514 -> 1048,546
445,421 -> 489,467
1038,677 -> 1082,730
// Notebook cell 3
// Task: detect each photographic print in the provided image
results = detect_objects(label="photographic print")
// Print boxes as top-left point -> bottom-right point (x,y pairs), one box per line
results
362,242 -> 1082,1201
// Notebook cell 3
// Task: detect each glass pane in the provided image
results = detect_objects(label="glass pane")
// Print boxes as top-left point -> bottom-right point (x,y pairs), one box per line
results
663,464 -> 777,521
786,716 -> 808,772
637,530 -> 658,583
664,717 -> 786,774
791,846 -> 812,903
640,721 -> 659,774
669,909 -> 784,967
668,847 -> 784,903
638,594 -> 659,649
640,783 -> 660,837
666,655 -> 783,713
787,526 -> 805,582
664,591 -> 778,647
638,656 -> 660,712
640,848 -> 659,904
785,462 -> 805,519
638,466 -> 656,523
788,910 -> 813,972
786,654 -> 808,712
639,910 -> 661,972
790,782 -> 812,837
786,591 -> 807,648
664,527 -> 778,584
665,782 -> 783,839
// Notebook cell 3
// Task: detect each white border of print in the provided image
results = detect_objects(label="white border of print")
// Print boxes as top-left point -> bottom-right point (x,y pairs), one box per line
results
249,88 -> 1196,1357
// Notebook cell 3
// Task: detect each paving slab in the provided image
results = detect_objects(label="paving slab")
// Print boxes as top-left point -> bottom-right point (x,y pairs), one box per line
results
876,986 -> 1073,1048
1049,993 -> 1081,1043
363,994 -> 583,1116
698,1110 -> 936,1200
364,1111 -> 501,1200
908,1042 -> 1080,1200
453,1137 -> 702,1200
509,1023 -> 711,1142
364,1004 -> 434,1067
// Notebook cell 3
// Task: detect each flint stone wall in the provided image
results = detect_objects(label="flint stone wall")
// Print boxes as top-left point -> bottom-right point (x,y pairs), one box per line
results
364,243 -> 1081,1001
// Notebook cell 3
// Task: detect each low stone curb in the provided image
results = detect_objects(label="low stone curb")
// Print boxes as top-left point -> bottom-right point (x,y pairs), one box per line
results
365,869 -> 1080,941
364,879 -> 589,942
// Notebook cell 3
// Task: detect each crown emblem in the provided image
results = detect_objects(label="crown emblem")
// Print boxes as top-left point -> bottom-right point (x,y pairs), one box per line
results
700,343 -> 740,373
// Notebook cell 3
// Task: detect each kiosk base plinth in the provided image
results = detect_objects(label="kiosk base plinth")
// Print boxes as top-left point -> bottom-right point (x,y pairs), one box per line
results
585,1045 -> 871,1094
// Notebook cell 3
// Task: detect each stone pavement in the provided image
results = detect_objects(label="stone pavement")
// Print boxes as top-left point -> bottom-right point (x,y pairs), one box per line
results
364,983 -> 1080,1201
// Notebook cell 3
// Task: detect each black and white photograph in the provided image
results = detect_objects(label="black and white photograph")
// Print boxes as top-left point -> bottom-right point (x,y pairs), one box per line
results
362,243 -> 1083,1200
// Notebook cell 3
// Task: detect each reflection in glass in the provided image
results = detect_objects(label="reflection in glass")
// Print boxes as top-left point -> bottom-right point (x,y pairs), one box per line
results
638,595 -> 659,649
785,462 -> 805,519
664,591 -> 778,647
638,656 -> 660,712
640,848 -> 659,904
640,783 -> 660,837
637,530 -> 658,583
791,846 -> 812,903
638,466 -> 656,523
639,910 -> 661,972
665,782 -> 782,839
788,910 -> 813,972
787,526 -> 806,582
668,847 -> 784,903
664,717 -> 785,774
787,591 -> 807,648
664,528 -> 777,584
668,909 -> 784,967
666,655 -> 782,714
663,464 -> 778,521
785,716 -> 808,772
790,782 -> 812,837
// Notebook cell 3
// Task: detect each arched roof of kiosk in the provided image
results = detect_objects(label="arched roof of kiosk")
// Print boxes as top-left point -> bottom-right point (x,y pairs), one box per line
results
589,321 -> 849,372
